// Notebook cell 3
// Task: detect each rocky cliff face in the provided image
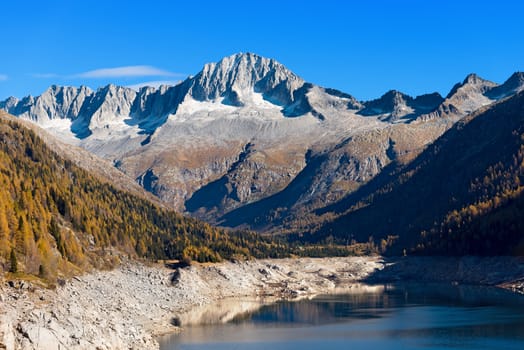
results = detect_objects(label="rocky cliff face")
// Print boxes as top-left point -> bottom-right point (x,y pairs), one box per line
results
2,53 -> 523,232
188,52 -> 305,107
486,72 -> 524,99
417,73 -> 503,121
359,90 -> 443,121
1,85 -> 90,122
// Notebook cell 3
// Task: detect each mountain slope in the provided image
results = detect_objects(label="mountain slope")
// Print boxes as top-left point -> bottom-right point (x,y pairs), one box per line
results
2,54 -> 523,234
3,112 -> 164,206
218,121 -> 450,230
309,92 -> 524,255
0,113 -> 287,281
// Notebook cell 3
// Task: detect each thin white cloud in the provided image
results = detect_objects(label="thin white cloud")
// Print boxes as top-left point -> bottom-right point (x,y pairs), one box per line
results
126,80 -> 182,91
0,74 -> 7,81
76,65 -> 182,79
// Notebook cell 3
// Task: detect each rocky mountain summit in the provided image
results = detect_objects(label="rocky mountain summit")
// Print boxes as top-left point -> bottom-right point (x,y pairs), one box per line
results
359,90 -> 443,121
417,73 -> 498,121
486,72 -> 524,99
188,53 -> 304,107
2,53 -> 523,231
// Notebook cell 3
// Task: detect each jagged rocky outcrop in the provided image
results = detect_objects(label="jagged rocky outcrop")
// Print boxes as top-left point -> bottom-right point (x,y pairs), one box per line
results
359,90 -> 443,121
486,72 -> 524,99
188,52 -> 304,107
2,53 -> 523,232
415,73 -> 524,122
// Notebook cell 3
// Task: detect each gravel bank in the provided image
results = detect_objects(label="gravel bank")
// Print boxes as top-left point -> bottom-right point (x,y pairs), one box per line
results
1,256 -> 524,349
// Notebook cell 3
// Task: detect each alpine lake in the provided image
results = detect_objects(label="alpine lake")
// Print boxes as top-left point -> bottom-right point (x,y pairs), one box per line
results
159,283 -> 524,350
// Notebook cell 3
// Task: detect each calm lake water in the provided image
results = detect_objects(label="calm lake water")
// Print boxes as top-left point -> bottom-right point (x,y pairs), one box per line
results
159,283 -> 524,350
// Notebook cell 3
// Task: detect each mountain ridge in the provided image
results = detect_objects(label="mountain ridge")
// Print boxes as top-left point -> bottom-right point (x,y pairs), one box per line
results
2,53 -> 524,234
3,54 -> 520,136
307,91 -> 524,255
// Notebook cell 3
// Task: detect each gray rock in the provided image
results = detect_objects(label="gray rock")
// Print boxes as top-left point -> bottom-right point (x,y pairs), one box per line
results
2,55 -> 523,234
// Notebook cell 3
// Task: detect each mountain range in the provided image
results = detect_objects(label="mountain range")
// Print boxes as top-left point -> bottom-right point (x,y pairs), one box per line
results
312,90 -> 524,255
2,53 -> 524,245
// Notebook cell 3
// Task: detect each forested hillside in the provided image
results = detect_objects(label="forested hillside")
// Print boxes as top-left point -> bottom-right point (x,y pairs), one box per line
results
310,92 -> 524,255
0,115 -> 288,280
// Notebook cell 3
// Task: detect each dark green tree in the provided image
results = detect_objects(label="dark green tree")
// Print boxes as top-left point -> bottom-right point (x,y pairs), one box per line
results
9,248 -> 18,273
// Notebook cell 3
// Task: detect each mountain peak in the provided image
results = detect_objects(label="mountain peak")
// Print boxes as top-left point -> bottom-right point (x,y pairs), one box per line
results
463,73 -> 497,87
218,52 -> 276,65
509,71 -> 524,81
461,73 -> 497,86
209,52 -> 281,72
359,89 -> 443,121
383,89 -> 410,102
359,89 -> 413,120
464,73 -> 483,84
0,96 -> 19,110
43,84 -> 93,96
412,92 -> 444,107
99,83 -> 121,92
189,53 -> 304,107
486,72 -> 524,99
445,73 -> 496,100
504,72 -> 524,91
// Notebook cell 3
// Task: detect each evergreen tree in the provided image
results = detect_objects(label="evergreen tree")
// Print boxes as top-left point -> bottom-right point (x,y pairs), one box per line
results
9,249 -> 18,273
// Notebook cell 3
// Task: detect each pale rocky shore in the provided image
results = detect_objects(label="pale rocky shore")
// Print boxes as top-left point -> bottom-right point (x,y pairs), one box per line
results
1,256 -> 524,350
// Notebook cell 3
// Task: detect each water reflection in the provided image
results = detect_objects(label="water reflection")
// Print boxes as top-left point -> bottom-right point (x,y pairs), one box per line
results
176,283 -> 384,326
160,283 -> 524,350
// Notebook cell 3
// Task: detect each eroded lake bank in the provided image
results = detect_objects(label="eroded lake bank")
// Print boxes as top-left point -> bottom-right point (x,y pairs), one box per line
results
1,256 -> 524,349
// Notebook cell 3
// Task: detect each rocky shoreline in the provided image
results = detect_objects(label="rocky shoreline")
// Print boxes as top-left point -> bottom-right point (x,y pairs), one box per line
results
1,256 -> 524,349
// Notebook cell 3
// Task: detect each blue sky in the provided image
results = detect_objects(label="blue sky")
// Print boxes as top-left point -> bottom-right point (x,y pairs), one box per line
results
0,0 -> 523,101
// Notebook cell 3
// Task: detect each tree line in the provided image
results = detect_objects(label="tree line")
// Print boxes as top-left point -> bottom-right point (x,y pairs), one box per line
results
0,118 -> 291,281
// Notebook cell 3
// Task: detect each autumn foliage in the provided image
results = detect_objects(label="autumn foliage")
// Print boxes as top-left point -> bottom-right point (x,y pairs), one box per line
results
0,117 -> 288,280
